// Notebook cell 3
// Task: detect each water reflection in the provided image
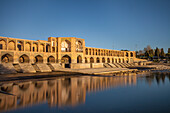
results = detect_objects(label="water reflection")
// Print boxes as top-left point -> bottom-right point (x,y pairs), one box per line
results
0,75 -> 137,112
145,72 -> 170,85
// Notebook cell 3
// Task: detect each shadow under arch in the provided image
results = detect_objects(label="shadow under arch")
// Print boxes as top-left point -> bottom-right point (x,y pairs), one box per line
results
61,55 -> 71,68
34,55 -> 43,63
47,56 -> 55,63
19,54 -> 30,63
77,55 -> 82,63
1,53 -> 13,63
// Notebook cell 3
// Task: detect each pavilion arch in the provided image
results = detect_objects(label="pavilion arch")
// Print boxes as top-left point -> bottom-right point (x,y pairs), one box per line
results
61,55 -> 71,63
102,57 -> 105,63
25,42 -> 31,51
96,57 -> 100,63
1,53 -> 13,63
107,58 -> 110,63
122,59 -> 125,63
85,57 -> 88,63
90,57 -> 94,63
19,54 -> 30,63
112,58 -> 114,63
131,52 -> 133,57
47,56 -> 55,63
34,55 -> 43,63
0,39 -> 7,50
77,55 -> 82,63
8,40 -> 15,50
61,40 -> 71,52
76,40 -> 83,52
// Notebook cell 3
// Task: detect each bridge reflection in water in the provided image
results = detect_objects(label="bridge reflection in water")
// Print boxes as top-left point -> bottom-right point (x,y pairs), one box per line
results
0,75 -> 137,112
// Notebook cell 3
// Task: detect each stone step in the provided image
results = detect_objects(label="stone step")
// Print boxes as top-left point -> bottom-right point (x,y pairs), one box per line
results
108,63 -> 117,68
35,63 -> 52,72
19,63 -> 36,73
113,63 -> 122,68
32,64 -> 41,72
48,63 -> 63,71
0,63 -> 17,74
103,63 -> 112,68
13,64 -> 22,73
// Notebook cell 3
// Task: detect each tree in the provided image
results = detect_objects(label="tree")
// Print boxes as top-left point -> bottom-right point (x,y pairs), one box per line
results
149,49 -> 154,60
168,48 -> 170,53
160,48 -> 165,59
155,47 -> 160,59
145,51 -> 149,59
147,45 -> 151,51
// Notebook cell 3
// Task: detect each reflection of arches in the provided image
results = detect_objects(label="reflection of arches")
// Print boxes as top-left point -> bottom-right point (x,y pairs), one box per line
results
61,40 -> 71,52
35,55 -> 43,63
90,57 -> 94,63
115,59 -> 117,63
8,40 -> 15,50
47,56 -> 55,63
1,54 -> 13,63
1,86 -> 12,92
0,39 -> 6,50
25,42 -> 31,51
85,57 -> 88,63
102,57 -> 105,63
19,84 -> 30,91
107,58 -> 110,63
119,58 -> 121,63
126,52 -> 129,57
34,82 -> 43,89
96,57 -> 100,63
77,55 -> 82,63
19,54 -> 29,63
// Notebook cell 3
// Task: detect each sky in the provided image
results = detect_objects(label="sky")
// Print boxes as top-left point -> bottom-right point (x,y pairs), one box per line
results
0,0 -> 170,52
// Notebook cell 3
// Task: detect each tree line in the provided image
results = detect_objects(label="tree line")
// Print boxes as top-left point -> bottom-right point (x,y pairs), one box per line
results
136,45 -> 170,61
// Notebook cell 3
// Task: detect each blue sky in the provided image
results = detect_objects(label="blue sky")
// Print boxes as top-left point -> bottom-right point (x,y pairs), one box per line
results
0,0 -> 170,52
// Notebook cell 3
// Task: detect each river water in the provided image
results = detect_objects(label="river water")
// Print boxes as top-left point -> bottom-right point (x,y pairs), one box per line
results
0,72 -> 170,113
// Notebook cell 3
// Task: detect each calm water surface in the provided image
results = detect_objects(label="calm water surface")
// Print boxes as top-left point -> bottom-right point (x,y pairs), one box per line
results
0,72 -> 170,113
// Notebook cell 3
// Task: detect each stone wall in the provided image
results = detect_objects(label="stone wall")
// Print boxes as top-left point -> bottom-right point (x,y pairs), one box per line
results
91,63 -> 104,68
70,63 -> 91,69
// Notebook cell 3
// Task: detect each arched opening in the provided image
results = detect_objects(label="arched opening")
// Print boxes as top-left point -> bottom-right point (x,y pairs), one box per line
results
126,52 -> 129,57
47,56 -> 55,63
89,49 -> 91,55
115,59 -> 117,63
131,52 -> 133,57
102,57 -> 105,63
33,43 -> 38,52
17,41 -> 24,51
96,57 -> 100,63
61,55 -> 71,68
107,58 -> 110,63
76,40 -> 83,52
35,55 -> 43,63
40,44 -> 45,52
112,58 -> 114,63
122,59 -> 125,63
19,54 -> 29,63
1,54 -> 13,63
77,55 -> 82,63
46,44 -> 50,52
8,40 -> 15,50
85,57 -> 88,63
86,48 -> 88,55
90,57 -> 94,63
0,39 -> 6,50
61,40 -> 71,52
25,42 -> 31,51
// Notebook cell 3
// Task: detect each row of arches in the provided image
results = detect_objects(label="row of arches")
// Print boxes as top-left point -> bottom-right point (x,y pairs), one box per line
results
85,48 -> 134,57
0,39 -> 53,52
1,54 -> 55,63
85,57 -> 127,63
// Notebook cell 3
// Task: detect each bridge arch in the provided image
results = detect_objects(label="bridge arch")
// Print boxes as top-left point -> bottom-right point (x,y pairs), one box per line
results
47,56 -> 55,63
1,54 -> 13,63
19,54 -> 29,63
35,55 -> 43,63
